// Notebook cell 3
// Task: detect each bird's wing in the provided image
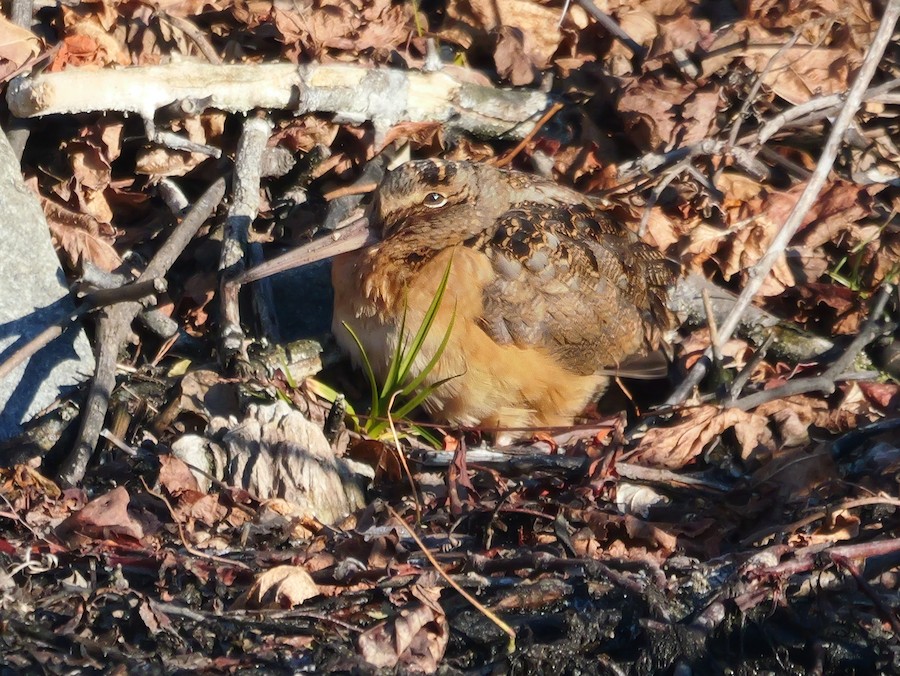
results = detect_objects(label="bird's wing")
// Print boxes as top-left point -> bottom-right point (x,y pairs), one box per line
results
470,201 -> 677,377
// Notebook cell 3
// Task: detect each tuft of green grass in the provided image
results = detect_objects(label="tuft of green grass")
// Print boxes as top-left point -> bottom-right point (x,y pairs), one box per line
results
342,257 -> 458,447
828,220 -> 893,293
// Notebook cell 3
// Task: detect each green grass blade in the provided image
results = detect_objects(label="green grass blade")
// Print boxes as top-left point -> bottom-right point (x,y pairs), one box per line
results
345,256 -> 456,445
393,373 -> 460,421
397,256 -> 453,383
380,302 -> 409,399
400,305 -> 456,398
410,425 -> 443,448
341,321 -> 382,424
368,373 -> 456,440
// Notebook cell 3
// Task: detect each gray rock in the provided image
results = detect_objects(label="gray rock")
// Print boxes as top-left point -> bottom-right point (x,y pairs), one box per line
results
0,127 -> 94,441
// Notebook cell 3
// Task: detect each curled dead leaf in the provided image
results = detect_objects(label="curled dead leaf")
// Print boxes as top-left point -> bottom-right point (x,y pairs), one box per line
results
231,565 -> 319,610
448,0 -> 563,68
494,26 -> 539,86
0,15 -> 41,81
627,405 -> 774,469
349,439 -> 404,482
618,79 -> 720,151
357,586 -> 448,672
55,486 -> 157,548
157,455 -> 201,497
43,198 -> 122,272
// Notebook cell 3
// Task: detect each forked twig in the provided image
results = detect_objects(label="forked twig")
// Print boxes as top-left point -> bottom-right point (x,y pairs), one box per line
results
731,285 -> 893,410
667,0 -> 900,406
57,177 -> 227,486
0,279 -> 165,383
725,19 -> 825,151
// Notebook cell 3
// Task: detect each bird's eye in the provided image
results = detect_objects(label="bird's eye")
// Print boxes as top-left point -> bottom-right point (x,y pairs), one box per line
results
422,192 -> 448,208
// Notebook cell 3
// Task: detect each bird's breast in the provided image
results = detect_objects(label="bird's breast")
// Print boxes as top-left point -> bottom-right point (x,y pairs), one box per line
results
329,243 -> 605,433
330,245 -> 491,384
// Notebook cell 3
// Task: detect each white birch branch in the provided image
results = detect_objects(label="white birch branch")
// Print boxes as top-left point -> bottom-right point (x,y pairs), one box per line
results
7,61 -> 551,139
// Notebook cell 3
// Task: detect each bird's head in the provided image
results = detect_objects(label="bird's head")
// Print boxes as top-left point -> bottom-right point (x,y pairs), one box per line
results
234,159 -> 532,285
373,160 -> 512,247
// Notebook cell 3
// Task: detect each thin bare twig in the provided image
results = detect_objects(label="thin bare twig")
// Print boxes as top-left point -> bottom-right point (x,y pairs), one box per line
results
0,278 -> 165,383
79,267 -> 178,338
702,288 -> 723,363
757,145 -> 812,180
667,0 -> 900,406
731,284 -> 893,410
620,78 -> 900,199
57,177 -> 227,487
143,119 -> 222,158
574,0 -> 646,58
386,505 -> 518,651
637,158 -> 690,236
323,182 -> 378,201
156,12 -> 223,64
728,331 -> 775,401
740,495 -> 900,548
493,101 -> 564,168
387,392 -> 422,524
757,77 -> 900,146
833,555 -> 900,636
141,478 -> 252,571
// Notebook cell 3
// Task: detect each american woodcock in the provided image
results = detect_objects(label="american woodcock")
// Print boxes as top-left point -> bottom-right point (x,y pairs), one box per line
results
242,160 -> 678,437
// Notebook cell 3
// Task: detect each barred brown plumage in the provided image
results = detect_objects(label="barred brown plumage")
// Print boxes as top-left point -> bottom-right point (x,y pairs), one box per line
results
238,159 -> 680,439
329,159 -> 679,438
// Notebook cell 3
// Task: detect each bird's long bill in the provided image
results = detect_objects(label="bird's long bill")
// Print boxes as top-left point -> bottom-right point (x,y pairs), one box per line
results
234,216 -> 376,285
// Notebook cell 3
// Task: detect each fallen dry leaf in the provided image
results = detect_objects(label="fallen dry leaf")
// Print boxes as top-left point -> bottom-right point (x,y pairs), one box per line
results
0,15 -> 40,81
751,444 -> 838,502
176,492 -> 230,532
447,0 -> 565,68
274,1 -> 358,59
792,510 -> 861,546
349,439 -> 404,482
357,585 -> 448,672
494,26 -> 538,86
618,78 -> 720,151
627,405 -> 774,469
43,198 -> 122,272
624,514 -> 679,554
232,565 -> 320,610
55,486 -> 156,547
356,2 -> 414,56
616,481 -> 671,517
158,455 -> 201,496
703,21 -> 860,104
857,382 -> 899,411
273,116 -> 341,154
747,0 -> 875,49
605,9 -> 658,75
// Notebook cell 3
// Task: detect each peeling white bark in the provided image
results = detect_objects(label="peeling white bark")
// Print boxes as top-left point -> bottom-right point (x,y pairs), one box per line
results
8,61 -> 551,139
